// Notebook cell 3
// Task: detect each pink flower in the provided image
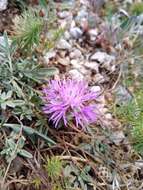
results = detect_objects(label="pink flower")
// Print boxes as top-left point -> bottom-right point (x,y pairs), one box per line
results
42,79 -> 99,128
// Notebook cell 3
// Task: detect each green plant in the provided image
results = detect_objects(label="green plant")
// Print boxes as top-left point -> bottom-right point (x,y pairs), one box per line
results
43,157 -> 65,190
114,88 -> 143,154
12,8 -> 44,52
44,157 -> 63,180
32,177 -> 42,190
3,123 -> 56,145
0,31 -> 58,188
11,0 -> 27,9
0,32 -> 57,144
12,1 -> 64,54
130,2 -> 143,15
0,32 -> 57,104
0,168 -> 4,178
0,90 -> 24,110
104,1 -> 117,18
64,164 -> 94,190
52,185 -> 63,190
1,131 -> 33,162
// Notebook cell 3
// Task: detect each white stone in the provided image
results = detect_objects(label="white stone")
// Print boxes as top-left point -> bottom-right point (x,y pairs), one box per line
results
70,49 -> 82,59
90,52 -> 115,63
90,52 -> 115,71
76,8 -> 88,21
69,69 -> 84,80
70,59 -> 84,69
58,11 -> 71,19
91,86 -> 101,93
88,29 -> 98,41
44,51 -> 56,60
71,20 -> 76,28
58,50 -> 66,58
57,39 -> 72,50
79,66 -> 90,75
105,113 -> 112,120
93,73 -> 105,83
64,31 -> 71,40
85,61 -> 99,72
69,27 -> 83,39
110,131 -> 125,145
0,0 -> 8,11
70,59 -> 79,67
43,51 -> 56,65
90,52 -> 105,62
135,161 -> 143,169
58,20 -> 67,29
58,57 -> 70,66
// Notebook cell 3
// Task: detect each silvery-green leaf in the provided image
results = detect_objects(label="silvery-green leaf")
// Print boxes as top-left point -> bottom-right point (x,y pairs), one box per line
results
5,91 -> 13,99
19,149 -> 33,158
6,100 -> 16,108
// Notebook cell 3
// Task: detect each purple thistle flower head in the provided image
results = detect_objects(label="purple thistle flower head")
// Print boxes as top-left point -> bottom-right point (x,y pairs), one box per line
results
42,79 -> 100,129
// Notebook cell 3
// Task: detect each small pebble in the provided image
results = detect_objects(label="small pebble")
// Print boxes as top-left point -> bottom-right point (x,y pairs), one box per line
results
85,61 -> 99,72
58,57 -> 70,66
69,69 -> 84,80
0,0 -> 8,11
57,39 -> 72,50
70,27 -> 83,39
70,49 -> 82,59
58,11 -> 71,19
88,29 -> 98,41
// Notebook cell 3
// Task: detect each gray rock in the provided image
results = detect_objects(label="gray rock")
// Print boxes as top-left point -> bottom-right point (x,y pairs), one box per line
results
114,85 -> 133,105
69,27 -> 83,39
90,85 -> 101,93
90,52 -> 115,70
85,61 -> 99,72
105,113 -> 112,120
76,8 -> 88,21
58,50 -> 66,58
93,73 -> 105,84
88,29 -> 98,41
69,69 -> 84,80
0,0 -> 8,11
79,66 -> 90,75
64,31 -> 71,40
90,52 -> 105,62
70,49 -> 82,59
89,0 -> 105,12
57,39 -> 72,50
43,51 -> 56,64
58,57 -> 70,66
58,11 -> 71,19
90,52 -> 114,63
44,51 -> 56,59
70,59 -> 84,69
70,62 -> 90,78
135,161 -> 143,169
110,131 -> 125,145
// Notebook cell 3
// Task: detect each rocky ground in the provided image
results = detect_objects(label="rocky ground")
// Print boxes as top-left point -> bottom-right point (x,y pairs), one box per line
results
1,0 -> 143,190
